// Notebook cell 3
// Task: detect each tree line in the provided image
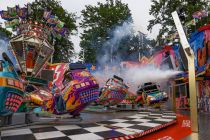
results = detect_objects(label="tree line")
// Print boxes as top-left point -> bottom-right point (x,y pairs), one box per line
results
0,0 -> 207,64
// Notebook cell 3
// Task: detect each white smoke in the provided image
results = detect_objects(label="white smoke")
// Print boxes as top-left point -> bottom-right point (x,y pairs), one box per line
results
97,20 -> 134,65
93,65 -> 181,94
124,66 -> 181,85
93,19 -> 182,94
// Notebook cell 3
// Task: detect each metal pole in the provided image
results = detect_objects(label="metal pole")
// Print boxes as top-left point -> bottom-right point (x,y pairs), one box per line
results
188,56 -> 198,132
172,11 -> 198,133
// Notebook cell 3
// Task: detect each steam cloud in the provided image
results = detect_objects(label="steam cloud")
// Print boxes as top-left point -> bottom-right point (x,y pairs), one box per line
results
94,19 -> 182,94
97,20 -> 134,66
93,66 -> 181,94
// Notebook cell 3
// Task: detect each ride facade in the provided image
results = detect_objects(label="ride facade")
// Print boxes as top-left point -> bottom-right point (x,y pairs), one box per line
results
136,82 -> 168,107
38,63 -> 99,116
0,4 -> 100,121
97,75 -> 129,106
0,59 -> 24,116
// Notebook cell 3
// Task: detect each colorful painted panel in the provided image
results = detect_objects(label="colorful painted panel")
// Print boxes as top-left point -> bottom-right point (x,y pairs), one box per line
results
48,63 -> 68,90
198,80 -> 210,112
0,60 -> 24,116
136,82 -> 168,107
40,63 -> 99,116
98,75 -> 128,106
190,31 -> 205,68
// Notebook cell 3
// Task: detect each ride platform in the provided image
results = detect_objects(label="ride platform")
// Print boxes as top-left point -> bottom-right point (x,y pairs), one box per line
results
0,110 -> 177,140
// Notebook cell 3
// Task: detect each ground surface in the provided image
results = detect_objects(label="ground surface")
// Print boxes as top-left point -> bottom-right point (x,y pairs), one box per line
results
1,109 -> 210,140
0,111 -> 176,140
140,110 -> 210,140
139,112 -> 191,140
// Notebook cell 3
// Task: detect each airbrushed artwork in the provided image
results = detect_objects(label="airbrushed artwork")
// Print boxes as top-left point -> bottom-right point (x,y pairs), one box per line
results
136,82 -> 168,108
38,63 -> 99,116
97,75 -> 129,106
0,4 -> 100,118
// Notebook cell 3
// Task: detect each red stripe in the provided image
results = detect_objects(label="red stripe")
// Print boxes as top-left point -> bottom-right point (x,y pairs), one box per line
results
118,120 -> 177,139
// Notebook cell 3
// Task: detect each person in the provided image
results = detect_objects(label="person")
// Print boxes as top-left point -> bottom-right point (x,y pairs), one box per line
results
19,72 -> 29,90
50,83 -> 65,113
26,49 -> 35,69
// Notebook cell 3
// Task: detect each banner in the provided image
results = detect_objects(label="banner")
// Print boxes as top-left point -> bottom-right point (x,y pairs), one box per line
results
0,10 -> 18,21
5,18 -> 19,28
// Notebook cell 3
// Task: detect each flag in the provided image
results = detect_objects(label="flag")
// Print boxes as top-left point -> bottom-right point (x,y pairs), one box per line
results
43,9 -> 51,20
201,10 -> 208,17
17,8 -> 27,19
56,20 -> 64,28
27,3 -> 32,15
7,6 -> 17,17
193,10 -> 208,19
0,10 -> 16,21
54,26 -> 66,36
5,19 -> 19,28
185,19 -> 196,27
47,15 -> 59,26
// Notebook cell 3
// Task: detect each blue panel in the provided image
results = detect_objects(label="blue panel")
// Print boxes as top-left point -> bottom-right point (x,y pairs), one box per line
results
189,31 -> 205,68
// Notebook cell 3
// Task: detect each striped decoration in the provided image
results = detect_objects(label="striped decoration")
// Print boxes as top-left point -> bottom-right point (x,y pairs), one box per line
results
79,88 -> 99,103
110,91 -> 126,101
108,120 -> 177,140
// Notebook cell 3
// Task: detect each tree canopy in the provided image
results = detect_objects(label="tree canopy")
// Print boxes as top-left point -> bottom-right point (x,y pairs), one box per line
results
0,0 -> 77,63
30,0 -> 77,63
148,0 -> 206,44
0,26 -> 12,37
79,0 -> 132,64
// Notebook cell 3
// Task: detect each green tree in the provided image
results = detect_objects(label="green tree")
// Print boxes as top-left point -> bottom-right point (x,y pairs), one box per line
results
117,32 -> 155,61
148,0 -> 206,44
0,0 -> 77,62
30,0 -> 77,62
0,24 -> 12,37
79,0 -> 132,64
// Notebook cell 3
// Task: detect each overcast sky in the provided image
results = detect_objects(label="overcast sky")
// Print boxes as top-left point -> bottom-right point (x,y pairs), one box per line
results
0,0 -> 160,53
